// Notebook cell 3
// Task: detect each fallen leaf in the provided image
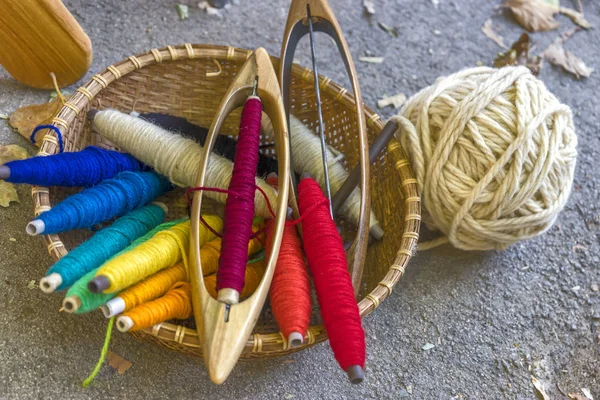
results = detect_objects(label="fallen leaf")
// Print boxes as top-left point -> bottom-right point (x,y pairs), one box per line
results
176,4 -> 189,20
0,144 -> 29,165
559,7 -> 591,29
570,390 -> 594,400
0,181 -> 19,207
0,114 -> 7,120
406,384 -> 413,394
284,394 -> 295,400
378,93 -> 407,109
27,280 -> 38,290
378,22 -> 399,37
107,351 -> 132,375
9,98 -> 62,146
482,19 -> 507,48
494,33 -> 543,75
48,90 -> 72,103
504,0 -> 560,32
572,244 -> 587,252
359,56 -> 384,64
543,40 -> 593,78
582,388 -> 594,400
363,0 -> 375,15
531,376 -> 550,400
9,237 -> 16,242
422,343 -> 435,351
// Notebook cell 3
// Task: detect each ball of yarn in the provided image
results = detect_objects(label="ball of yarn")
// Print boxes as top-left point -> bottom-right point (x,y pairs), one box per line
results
399,66 -> 577,250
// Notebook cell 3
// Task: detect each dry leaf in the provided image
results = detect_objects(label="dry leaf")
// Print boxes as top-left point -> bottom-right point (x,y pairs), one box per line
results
582,388 -> 594,400
422,343 -> 435,351
531,376 -> 550,400
363,0 -> 375,15
378,22 -> 399,37
494,33 -> 543,75
0,144 -> 29,165
8,98 -> 62,145
107,351 -> 132,375
176,4 -> 189,20
543,40 -> 593,78
0,114 -> 7,120
559,7 -> 591,29
378,93 -> 407,109
27,280 -> 38,289
569,390 -> 594,400
505,0 -> 560,32
0,181 -> 19,207
482,19 -> 507,48
359,56 -> 384,64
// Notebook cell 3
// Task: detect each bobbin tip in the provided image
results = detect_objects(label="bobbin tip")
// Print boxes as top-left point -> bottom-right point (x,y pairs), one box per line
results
151,201 -> 169,214
217,288 -> 239,305
63,296 -> 82,313
267,172 -> 278,180
370,224 -> 385,241
0,165 -> 10,180
39,273 -> 62,294
288,332 -> 304,347
346,365 -> 365,384
301,172 -> 313,180
100,297 -> 126,318
26,219 -> 45,236
87,275 -> 110,293
87,109 -> 99,122
116,316 -> 134,332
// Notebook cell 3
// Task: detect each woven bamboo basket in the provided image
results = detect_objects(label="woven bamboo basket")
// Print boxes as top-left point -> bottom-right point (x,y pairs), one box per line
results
31,44 -> 420,359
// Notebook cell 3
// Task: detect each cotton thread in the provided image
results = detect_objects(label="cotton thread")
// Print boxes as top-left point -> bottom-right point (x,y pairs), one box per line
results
95,217 -> 222,293
2,146 -> 144,186
42,204 -> 165,292
63,220 -> 184,313
298,177 -> 365,382
101,263 -> 187,318
140,113 -> 278,176
204,258 -> 266,300
81,317 -> 115,388
217,97 -> 262,302
398,66 -> 577,250
116,282 -> 193,332
91,109 -> 277,218
262,114 -> 380,232
29,171 -> 171,235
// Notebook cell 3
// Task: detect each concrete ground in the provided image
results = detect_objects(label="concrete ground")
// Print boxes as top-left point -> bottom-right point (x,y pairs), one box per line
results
1,0 -> 599,398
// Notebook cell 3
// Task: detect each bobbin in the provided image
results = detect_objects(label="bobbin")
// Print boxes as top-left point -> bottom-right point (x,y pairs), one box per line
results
189,48 -> 291,384
279,0 -> 372,297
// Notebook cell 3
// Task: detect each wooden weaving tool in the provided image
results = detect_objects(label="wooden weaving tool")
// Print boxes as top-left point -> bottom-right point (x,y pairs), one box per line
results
0,0 -> 92,89
279,0 -> 372,295
189,48 -> 291,384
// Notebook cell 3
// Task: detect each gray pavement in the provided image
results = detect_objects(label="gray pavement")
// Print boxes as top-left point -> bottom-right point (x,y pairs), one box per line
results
1,0 -> 599,398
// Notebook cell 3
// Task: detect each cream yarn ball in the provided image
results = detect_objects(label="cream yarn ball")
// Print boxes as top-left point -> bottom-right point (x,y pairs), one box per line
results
397,66 -> 577,250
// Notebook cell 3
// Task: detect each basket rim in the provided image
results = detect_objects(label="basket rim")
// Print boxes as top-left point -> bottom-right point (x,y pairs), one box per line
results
32,43 -> 421,358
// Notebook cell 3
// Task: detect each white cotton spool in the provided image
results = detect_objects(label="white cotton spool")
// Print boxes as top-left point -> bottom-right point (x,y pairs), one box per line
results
262,115 -> 381,232
91,109 -> 278,219
399,66 -> 577,250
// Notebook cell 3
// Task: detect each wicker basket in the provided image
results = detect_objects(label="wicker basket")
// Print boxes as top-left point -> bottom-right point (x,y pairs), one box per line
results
32,44 -> 420,359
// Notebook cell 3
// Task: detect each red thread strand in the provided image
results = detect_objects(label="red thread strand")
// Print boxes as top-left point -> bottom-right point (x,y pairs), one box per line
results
265,177 -> 312,344
298,177 -> 365,372
217,97 -> 262,293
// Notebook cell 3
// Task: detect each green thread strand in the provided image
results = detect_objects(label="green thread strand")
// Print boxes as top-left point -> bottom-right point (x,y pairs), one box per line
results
82,317 -> 115,388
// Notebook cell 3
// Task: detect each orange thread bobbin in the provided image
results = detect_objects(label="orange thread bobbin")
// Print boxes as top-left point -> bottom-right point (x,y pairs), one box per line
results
116,282 -> 193,332
265,174 -> 312,347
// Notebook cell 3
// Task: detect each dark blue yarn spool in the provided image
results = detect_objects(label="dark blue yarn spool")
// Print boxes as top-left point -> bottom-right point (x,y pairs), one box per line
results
46,204 -> 166,290
4,146 -> 145,187
36,171 -> 172,234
